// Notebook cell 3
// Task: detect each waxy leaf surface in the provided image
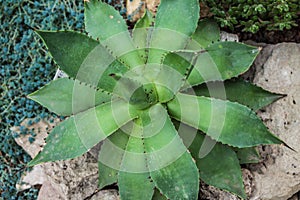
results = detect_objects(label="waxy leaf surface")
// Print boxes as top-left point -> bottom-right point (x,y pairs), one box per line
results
143,105 -> 199,200
28,78 -> 111,116
187,42 -> 259,86
28,99 -> 136,166
98,129 -> 129,189
190,19 -> 220,49
36,31 -> 98,78
235,147 -> 261,164
167,93 -> 283,148
148,0 -> 199,63
133,9 -> 154,63
85,0 -> 144,68
191,79 -> 284,111
118,120 -> 154,200
186,128 -> 246,198
37,30 -> 129,91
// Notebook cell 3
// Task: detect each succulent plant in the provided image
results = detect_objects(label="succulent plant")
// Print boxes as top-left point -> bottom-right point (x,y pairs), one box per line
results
201,0 -> 299,33
27,0 -> 288,199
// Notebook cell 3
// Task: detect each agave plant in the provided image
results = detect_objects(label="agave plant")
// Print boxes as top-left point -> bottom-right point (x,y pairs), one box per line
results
28,0 -> 287,199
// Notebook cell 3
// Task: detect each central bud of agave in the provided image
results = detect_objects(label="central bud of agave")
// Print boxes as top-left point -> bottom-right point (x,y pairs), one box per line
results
129,83 -> 175,110
129,82 -> 175,110
117,63 -> 180,110
129,83 -> 158,110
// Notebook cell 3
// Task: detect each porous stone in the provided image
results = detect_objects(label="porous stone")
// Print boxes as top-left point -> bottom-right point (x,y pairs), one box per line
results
126,0 -> 160,21
13,119 -> 118,200
200,182 -> 239,200
250,43 -> 300,200
15,42 -> 300,200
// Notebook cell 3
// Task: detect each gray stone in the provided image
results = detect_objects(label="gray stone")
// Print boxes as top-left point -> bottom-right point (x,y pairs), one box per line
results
250,43 -> 300,200
90,190 -> 119,200
13,119 -> 118,200
15,43 -> 300,200
220,31 -> 239,42
200,183 -> 240,200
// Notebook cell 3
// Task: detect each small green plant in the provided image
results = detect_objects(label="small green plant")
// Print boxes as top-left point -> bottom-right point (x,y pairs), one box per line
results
202,0 -> 299,33
28,0 -> 288,199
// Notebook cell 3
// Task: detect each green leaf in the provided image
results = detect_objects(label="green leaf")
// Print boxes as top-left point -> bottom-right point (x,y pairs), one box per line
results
152,189 -> 168,200
133,9 -> 154,62
36,31 -> 99,78
156,51 -> 196,102
98,162 -> 118,189
177,122 -> 247,198
84,0 -> 144,68
143,104 -> 199,200
132,9 -> 154,63
36,30 -> 130,89
147,0 -> 200,63
28,99 -> 136,166
235,147 -> 261,164
100,119 -> 155,199
84,0 -> 128,41
119,171 -> 154,200
187,42 -> 259,86
162,51 -> 196,78
190,79 -> 284,111
118,120 -> 154,200
190,19 -> 220,49
178,124 -> 246,199
129,83 -> 158,110
134,9 -> 154,31
154,0 -> 199,37
73,44 -> 128,89
28,78 -> 111,116
98,129 -> 129,189
167,92 -> 283,148
150,153 -> 199,200
97,60 -> 129,93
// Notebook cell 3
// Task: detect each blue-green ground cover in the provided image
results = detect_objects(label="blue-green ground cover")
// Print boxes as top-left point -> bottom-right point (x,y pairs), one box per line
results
0,1 -> 125,199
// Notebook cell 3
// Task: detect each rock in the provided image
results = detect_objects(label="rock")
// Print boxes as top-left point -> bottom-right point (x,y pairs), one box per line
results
53,69 -> 68,80
220,31 -> 239,42
126,0 -> 160,22
14,42 -> 300,199
90,190 -> 120,200
12,118 -> 60,158
38,179 -> 66,200
13,118 -> 118,200
37,153 -> 119,200
199,169 -> 254,200
16,165 -> 46,191
250,43 -> 300,200
289,193 -> 300,200
242,169 -> 255,197
200,182 -> 239,200
13,118 -> 60,192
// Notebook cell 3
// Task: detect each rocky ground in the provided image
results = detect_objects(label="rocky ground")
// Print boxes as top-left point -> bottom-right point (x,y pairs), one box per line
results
13,42 -> 300,200
201,43 -> 300,200
11,2 -> 300,196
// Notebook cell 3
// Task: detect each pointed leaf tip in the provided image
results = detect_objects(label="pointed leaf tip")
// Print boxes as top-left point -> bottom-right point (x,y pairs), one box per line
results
187,42 -> 260,86
27,78 -> 112,116
168,93 -> 284,148
190,79 -> 287,111
28,100 -> 136,166
84,0 -> 144,68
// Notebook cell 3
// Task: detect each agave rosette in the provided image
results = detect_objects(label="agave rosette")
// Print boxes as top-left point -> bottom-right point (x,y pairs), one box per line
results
28,0 -> 286,199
